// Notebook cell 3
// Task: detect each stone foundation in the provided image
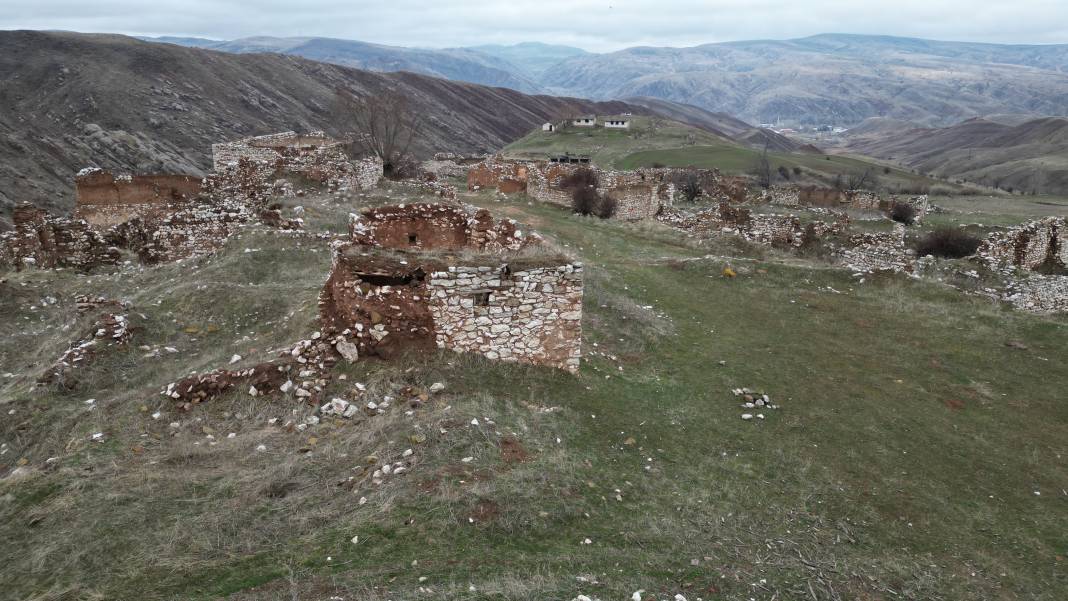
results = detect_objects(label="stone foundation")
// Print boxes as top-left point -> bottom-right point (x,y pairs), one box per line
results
838,224 -> 915,273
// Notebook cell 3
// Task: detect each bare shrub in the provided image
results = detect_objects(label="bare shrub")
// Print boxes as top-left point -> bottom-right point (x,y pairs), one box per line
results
571,186 -> 601,216
560,167 -> 599,191
890,203 -> 918,225
675,171 -> 702,202
915,228 -> 981,258
595,193 -> 618,219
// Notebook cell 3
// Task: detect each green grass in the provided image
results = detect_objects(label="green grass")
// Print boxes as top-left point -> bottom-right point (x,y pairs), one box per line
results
1,187 -> 1066,600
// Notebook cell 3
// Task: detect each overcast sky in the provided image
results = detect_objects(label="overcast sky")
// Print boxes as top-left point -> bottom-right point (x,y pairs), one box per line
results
4,0 -> 1067,52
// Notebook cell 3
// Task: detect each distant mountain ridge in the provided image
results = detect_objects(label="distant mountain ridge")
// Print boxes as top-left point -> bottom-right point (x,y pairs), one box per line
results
143,33 -> 1068,127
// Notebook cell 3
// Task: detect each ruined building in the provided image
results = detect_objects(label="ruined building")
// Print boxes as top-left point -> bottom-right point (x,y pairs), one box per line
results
0,203 -> 119,270
73,169 -> 202,229
320,203 -> 582,372
211,131 -> 383,192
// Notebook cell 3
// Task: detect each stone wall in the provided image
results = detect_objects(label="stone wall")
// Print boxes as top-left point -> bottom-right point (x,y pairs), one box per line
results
524,163 -> 674,220
0,203 -> 120,271
838,224 -> 915,273
466,158 -> 530,194
211,131 -> 382,194
426,263 -> 583,372
1003,275 -> 1068,313
663,201 -> 848,248
978,217 -> 1067,271
349,203 -> 533,253
74,169 -> 202,228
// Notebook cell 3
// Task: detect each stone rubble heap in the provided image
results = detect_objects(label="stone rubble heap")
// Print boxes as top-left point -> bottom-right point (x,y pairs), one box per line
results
731,388 -> 780,421
39,313 -> 132,384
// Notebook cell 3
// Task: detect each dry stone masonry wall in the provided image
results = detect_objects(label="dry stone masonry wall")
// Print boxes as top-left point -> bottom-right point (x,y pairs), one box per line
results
426,263 -> 583,372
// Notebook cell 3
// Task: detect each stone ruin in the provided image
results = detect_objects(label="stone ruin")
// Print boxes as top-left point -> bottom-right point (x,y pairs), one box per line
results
348,202 -> 535,253
978,217 -> 1068,272
2,131 -> 381,271
0,203 -> 120,270
73,168 -> 202,229
321,203 -> 582,372
661,200 -> 850,248
767,185 -> 931,223
211,131 -> 383,194
837,224 -> 916,273
977,217 -> 1068,313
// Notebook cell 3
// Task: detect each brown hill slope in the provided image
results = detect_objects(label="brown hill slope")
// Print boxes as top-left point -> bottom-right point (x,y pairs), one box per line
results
843,116 -> 1068,194
0,30 -> 639,219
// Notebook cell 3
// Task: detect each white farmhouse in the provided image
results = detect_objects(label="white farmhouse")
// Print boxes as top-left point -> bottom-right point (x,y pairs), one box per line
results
604,117 -> 630,129
542,122 -> 556,132
572,115 -> 596,127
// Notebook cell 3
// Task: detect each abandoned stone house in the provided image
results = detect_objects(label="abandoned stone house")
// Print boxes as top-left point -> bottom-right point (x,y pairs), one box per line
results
542,122 -> 556,132
572,116 -> 596,127
321,203 -> 582,372
466,159 -> 675,221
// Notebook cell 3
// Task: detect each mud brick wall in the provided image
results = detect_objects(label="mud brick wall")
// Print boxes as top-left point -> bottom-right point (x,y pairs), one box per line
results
74,170 -> 202,229
319,250 -> 438,358
978,217 -> 1067,271
839,224 -> 915,272
426,263 -> 583,372
349,203 -> 530,253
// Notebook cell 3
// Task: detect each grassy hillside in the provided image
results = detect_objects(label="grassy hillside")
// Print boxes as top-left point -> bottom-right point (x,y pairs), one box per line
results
2,181 -> 1066,600
502,116 -> 735,166
505,117 -> 967,195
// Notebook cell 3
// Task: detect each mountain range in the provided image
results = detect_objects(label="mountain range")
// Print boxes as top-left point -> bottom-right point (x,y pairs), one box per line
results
144,33 -> 1068,127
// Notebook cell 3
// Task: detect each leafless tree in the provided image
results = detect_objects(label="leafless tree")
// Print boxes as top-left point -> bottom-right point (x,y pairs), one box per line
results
846,168 -> 879,191
336,88 -> 422,176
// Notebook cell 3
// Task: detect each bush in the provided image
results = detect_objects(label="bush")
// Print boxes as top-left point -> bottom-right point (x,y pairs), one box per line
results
777,165 -> 791,180
890,203 -> 918,225
595,193 -> 618,219
674,171 -> 702,202
915,228 -> 981,258
792,166 -> 803,176
571,187 -> 617,219
560,167 -> 599,191
571,186 -> 600,216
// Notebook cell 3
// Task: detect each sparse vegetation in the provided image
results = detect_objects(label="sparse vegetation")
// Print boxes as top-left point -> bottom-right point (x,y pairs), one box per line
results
914,227 -> 982,257
890,202 -> 918,225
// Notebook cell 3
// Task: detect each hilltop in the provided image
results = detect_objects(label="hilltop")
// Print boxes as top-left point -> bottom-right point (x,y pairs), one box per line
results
503,116 -> 966,195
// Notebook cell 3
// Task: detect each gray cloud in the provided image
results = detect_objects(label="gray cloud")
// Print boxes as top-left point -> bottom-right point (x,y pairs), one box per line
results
3,0 -> 1067,51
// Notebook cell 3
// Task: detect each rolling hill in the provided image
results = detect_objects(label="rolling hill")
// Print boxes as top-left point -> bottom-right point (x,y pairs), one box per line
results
540,34 -> 1068,127
0,31 -> 643,219
843,116 -> 1068,194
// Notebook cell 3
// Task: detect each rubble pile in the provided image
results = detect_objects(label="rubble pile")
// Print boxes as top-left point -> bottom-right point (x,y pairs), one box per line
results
40,313 -> 132,384
731,388 -> 780,421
